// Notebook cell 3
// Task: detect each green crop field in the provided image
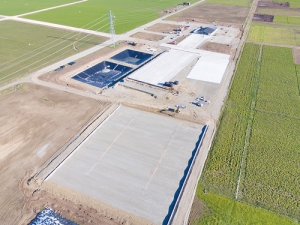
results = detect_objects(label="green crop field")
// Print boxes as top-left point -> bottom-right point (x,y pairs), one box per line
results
0,0 -> 78,16
205,0 -> 252,7
248,22 -> 300,46
23,0 -> 198,34
274,16 -> 300,25
200,44 -> 260,197
191,189 -> 298,225
0,20 -> 106,85
198,43 -> 300,223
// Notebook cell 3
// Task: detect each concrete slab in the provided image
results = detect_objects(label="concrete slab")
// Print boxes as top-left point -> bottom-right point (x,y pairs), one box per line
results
187,53 -> 230,83
47,106 -> 204,224
177,34 -> 210,49
128,49 -> 198,86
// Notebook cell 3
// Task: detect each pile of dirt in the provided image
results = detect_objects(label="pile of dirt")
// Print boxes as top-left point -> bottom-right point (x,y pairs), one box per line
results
258,1 -> 290,8
253,14 -> 274,22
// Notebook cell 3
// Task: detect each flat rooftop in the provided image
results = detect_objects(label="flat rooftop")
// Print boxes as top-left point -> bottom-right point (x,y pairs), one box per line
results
46,106 -> 204,224
128,49 -> 199,86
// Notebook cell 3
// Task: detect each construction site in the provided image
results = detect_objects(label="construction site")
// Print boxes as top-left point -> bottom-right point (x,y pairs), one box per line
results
26,19 -> 242,225
0,1 -> 245,225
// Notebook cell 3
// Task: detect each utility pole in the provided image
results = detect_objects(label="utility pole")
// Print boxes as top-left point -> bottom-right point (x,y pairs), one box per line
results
108,10 -> 116,48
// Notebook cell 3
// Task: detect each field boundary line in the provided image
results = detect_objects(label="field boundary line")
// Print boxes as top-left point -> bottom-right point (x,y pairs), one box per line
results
245,41 -> 297,48
294,65 -> 300,96
234,44 -> 262,200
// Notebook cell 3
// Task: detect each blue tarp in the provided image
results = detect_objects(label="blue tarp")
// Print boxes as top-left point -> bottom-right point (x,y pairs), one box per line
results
29,206 -> 78,225
111,49 -> 152,65
72,61 -> 132,88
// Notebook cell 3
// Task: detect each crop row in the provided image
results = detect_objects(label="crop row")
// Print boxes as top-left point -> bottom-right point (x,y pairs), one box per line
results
200,43 -> 260,196
255,46 -> 300,117
241,46 -> 300,219
242,111 -> 300,219
199,44 -> 300,221
248,23 -> 300,46
274,16 -> 300,25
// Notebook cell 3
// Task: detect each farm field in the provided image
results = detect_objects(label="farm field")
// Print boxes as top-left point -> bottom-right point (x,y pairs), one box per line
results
256,7 -> 300,17
248,22 -> 300,46
200,43 -> 260,196
166,3 -> 249,26
274,16 -> 300,25
198,43 -> 300,222
0,83 -> 107,225
0,0 -> 78,16
24,0 -> 198,34
0,20 -> 106,85
273,0 -> 300,8
205,0 -> 252,7
190,189 -> 298,225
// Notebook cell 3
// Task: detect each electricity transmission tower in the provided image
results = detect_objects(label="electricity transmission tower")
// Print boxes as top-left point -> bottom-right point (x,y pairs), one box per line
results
108,10 -> 117,48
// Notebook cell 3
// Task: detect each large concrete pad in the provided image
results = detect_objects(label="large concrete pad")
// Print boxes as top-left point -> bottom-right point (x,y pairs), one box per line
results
47,106 -> 204,224
178,34 -> 210,49
128,49 -> 198,86
187,53 -> 230,83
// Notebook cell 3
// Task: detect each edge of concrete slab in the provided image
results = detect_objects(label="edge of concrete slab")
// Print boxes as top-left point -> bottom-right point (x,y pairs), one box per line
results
33,102 -> 120,182
42,181 -> 155,225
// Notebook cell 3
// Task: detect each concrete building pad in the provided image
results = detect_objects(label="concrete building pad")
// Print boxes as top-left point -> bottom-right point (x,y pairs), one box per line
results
187,53 -> 230,83
128,49 -> 199,86
177,34 -> 210,49
47,106 -> 204,224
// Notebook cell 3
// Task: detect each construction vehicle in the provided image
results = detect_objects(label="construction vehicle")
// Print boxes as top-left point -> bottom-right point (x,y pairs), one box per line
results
175,105 -> 186,113
130,41 -> 137,46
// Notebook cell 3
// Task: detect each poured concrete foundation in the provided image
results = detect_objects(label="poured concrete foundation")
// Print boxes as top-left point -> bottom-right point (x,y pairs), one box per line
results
46,106 -> 204,224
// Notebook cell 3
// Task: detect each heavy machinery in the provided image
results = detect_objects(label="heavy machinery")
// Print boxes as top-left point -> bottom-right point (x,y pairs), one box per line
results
175,105 -> 186,113
129,41 -> 137,46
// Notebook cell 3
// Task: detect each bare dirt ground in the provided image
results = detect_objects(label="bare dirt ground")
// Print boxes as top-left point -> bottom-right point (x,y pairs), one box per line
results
0,83 -> 113,225
199,42 -> 232,54
258,0 -> 290,8
293,47 -> 300,64
131,32 -> 165,41
22,187 -> 119,225
187,195 -> 210,225
166,3 -> 250,28
174,34 -> 189,43
0,3 -> 247,224
252,13 -> 274,22
145,23 -> 180,33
